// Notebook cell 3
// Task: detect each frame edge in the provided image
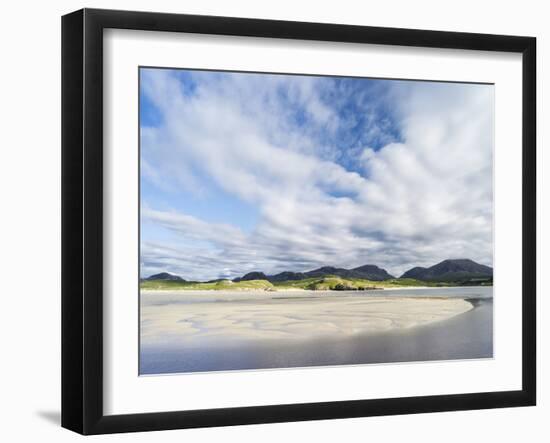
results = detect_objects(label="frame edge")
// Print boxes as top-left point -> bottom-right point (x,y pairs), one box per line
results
61,8 -> 85,435
521,36 -> 537,406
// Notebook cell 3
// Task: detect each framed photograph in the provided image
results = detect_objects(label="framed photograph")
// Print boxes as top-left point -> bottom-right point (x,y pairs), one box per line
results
62,8 -> 536,434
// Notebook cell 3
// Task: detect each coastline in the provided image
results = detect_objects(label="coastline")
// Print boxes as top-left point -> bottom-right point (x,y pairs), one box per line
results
140,285 -> 440,292
140,284 -> 492,292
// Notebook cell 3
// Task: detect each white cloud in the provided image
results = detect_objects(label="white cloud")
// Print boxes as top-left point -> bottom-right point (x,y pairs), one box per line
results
140,70 -> 493,280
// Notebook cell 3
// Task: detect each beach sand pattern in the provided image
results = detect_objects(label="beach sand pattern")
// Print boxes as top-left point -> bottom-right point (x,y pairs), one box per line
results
141,291 -> 473,347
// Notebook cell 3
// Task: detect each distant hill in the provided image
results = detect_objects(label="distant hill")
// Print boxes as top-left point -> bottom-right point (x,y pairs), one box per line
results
144,259 -> 493,289
144,272 -> 185,281
400,259 -> 492,282
400,266 -> 428,280
268,271 -> 306,282
350,264 -> 395,280
233,271 -> 269,282
234,264 -> 394,283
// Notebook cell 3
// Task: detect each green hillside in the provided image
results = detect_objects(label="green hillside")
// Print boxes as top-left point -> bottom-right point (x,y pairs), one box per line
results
140,275 -> 447,291
140,279 -> 275,291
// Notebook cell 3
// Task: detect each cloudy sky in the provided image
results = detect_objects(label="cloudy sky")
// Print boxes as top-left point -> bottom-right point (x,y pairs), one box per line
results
140,68 -> 494,281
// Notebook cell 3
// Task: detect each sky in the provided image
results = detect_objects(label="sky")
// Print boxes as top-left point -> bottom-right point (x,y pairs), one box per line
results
139,67 -> 494,281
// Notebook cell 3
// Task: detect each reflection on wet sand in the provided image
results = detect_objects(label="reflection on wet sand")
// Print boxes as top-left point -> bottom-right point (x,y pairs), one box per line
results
140,287 -> 493,375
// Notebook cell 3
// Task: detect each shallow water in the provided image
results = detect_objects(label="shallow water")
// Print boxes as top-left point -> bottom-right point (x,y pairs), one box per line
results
140,286 -> 493,375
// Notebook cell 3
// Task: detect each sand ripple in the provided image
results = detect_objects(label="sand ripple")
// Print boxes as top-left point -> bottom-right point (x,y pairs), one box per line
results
140,291 -> 472,347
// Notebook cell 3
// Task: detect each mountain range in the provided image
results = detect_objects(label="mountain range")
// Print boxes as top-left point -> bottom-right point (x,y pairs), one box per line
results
233,264 -> 394,282
145,259 -> 493,284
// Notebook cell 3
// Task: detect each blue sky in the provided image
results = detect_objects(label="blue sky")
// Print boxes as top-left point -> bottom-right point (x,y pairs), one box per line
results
140,68 -> 494,280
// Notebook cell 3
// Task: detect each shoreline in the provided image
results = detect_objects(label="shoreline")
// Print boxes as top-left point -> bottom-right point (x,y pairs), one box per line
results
140,285 -> 491,293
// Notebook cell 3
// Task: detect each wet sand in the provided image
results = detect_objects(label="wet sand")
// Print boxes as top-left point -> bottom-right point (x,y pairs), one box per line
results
140,288 -> 493,375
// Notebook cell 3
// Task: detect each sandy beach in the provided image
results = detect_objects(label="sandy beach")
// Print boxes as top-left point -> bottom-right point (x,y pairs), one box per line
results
141,290 -> 473,347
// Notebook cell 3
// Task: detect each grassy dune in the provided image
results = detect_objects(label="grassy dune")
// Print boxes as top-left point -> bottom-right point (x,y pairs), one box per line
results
275,276 -> 444,290
140,279 -> 275,291
139,275 -> 446,291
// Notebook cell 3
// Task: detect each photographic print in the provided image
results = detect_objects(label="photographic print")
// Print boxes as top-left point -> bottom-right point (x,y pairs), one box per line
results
139,67 -> 494,375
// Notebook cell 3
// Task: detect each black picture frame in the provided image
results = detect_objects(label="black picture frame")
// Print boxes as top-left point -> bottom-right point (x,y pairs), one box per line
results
62,8 -> 536,435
